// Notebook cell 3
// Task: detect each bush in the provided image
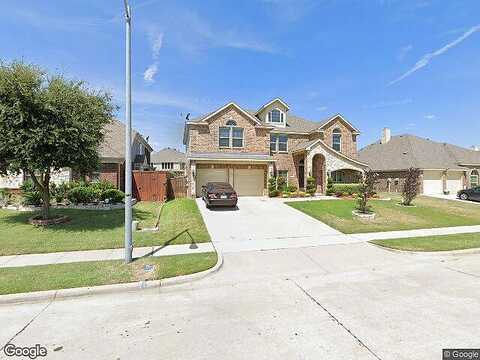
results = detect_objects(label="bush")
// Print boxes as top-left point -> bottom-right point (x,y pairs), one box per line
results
90,180 -> 116,193
277,176 -> 287,192
326,177 -> 335,196
269,190 -> 279,197
0,188 -> 12,206
268,177 -> 277,194
20,180 -> 42,206
356,170 -> 378,214
332,183 -> 361,195
100,189 -> 125,204
50,182 -> 70,204
286,184 -> 297,193
402,167 -> 421,206
306,176 -> 316,196
67,186 -> 98,205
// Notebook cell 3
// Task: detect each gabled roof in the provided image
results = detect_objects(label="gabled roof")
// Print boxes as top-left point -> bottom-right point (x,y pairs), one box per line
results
188,102 -> 265,127
98,119 -> 153,160
358,134 -> 480,171
151,148 -> 186,163
254,98 -> 290,115
317,114 -> 361,134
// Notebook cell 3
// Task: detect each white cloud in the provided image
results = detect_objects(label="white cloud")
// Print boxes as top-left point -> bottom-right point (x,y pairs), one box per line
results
363,98 -> 412,109
316,106 -> 328,111
389,24 -> 480,85
150,32 -> 164,59
397,44 -> 413,61
143,63 -> 158,83
424,114 -> 436,119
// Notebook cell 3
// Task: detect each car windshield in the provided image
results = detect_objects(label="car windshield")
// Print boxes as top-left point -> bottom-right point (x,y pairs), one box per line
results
207,182 -> 234,191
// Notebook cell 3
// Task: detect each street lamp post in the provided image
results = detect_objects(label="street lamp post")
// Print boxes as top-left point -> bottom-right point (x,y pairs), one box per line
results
123,0 -> 133,263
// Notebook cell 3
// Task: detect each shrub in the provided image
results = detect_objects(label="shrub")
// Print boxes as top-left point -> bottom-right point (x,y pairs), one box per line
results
0,188 -> 12,206
100,189 -> 125,204
286,184 -> 297,193
402,168 -> 421,206
356,170 -> 378,214
269,190 -> 279,197
67,186 -> 98,205
332,183 -> 361,195
277,176 -> 287,192
90,180 -> 116,193
326,177 -> 335,195
50,182 -> 70,204
306,176 -> 316,196
20,180 -> 42,206
268,176 -> 278,197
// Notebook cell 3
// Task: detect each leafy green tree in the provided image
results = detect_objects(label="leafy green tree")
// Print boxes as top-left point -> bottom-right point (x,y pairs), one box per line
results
0,61 -> 115,219
402,167 -> 421,206
356,170 -> 378,214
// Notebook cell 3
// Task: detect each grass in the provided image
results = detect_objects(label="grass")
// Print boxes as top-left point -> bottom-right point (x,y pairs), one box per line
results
371,233 -> 480,252
0,198 -> 211,256
0,252 -> 218,295
286,194 -> 480,233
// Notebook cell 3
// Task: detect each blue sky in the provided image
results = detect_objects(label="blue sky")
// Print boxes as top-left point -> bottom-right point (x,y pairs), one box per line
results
2,0 -> 480,151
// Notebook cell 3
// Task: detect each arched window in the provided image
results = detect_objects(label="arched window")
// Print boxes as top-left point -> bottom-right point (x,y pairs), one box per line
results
332,128 -> 341,151
219,120 -> 243,148
225,119 -> 237,126
268,109 -> 284,123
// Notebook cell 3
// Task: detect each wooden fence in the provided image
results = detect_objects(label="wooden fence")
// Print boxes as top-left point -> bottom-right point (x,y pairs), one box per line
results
132,171 -> 167,202
167,176 -> 187,199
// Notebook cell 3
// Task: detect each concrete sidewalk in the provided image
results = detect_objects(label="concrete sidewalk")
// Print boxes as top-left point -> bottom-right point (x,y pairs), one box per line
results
0,242 -> 216,268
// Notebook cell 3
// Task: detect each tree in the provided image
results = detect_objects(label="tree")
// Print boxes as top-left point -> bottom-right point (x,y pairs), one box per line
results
356,170 -> 378,214
402,167 -> 421,206
326,176 -> 335,196
0,61 -> 115,219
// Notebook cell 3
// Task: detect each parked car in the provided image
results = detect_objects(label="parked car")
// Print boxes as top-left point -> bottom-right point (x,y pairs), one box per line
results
457,187 -> 480,202
202,182 -> 238,208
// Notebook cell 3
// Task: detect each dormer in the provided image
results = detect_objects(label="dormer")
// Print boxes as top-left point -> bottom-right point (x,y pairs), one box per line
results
255,98 -> 289,128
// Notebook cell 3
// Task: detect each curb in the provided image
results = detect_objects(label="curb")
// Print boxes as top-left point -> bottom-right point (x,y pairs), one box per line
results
0,251 -> 223,305
368,241 -> 480,256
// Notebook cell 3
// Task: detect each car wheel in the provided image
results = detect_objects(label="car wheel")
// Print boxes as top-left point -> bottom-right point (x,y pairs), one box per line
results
460,193 -> 469,201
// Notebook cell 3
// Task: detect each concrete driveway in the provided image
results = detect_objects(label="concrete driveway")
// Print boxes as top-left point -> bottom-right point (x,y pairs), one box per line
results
2,243 -> 479,359
196,196 -> 359,253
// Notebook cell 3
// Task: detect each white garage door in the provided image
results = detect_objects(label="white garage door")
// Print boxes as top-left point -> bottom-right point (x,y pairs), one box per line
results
423,170 -> 443,195
196,168 -> 228,196
233,169 -> 264,196
447,172 -> 463,194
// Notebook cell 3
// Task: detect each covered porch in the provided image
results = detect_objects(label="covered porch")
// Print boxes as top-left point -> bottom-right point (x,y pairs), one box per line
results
292,140 -> 368,194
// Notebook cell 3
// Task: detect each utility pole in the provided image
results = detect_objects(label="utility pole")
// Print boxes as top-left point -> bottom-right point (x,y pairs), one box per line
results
123,0 -> 133,263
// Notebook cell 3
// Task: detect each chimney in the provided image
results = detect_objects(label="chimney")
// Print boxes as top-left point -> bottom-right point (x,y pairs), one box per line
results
381,128 -> 391,144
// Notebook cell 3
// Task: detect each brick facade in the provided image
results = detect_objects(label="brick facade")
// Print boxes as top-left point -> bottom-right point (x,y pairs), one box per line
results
322,118 -> 358,159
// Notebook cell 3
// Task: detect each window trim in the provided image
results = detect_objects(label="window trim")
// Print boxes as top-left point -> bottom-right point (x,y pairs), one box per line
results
270,133 -> 288,153
266,108 -> 285,124
219,125 -> 244,149
332,128 -> 342,152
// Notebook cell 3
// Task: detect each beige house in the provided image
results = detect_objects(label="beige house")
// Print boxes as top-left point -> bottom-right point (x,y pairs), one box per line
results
183,99 -> 368,197
359,128 -> 480,195
151,148 -> 186,173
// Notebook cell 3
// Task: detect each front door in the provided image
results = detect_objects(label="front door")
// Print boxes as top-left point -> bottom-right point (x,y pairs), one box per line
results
312,154 -> 325,194
298,161 -> 305,189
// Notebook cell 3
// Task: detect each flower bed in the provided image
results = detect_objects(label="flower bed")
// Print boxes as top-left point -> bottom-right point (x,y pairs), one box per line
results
0,199 -> 136,212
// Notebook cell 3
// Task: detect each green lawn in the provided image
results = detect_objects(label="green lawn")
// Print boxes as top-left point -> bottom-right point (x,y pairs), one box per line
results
0,198 -> 211,255
286,195 -> 480,233
371,233 -> 480,252
0,252 -> 218,295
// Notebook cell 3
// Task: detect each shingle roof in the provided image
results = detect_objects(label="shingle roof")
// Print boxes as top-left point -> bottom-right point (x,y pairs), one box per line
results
98,119 -> 153,160
151,148 -> 186,163
358,134 -> 480,171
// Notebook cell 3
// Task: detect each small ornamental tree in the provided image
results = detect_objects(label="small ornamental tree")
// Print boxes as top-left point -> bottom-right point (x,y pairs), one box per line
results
306,176 -> 316,196
402,167 -> 421,206
0,61 -> 115,219
326,177 -> 335,196
356,170 -> 378,214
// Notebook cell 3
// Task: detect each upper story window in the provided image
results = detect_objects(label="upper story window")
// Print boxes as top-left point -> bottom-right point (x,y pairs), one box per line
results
270,134 -> 288,152
219,122 -> 244,148
161,162 -> 174,170
332,128 -> 341,152
267,109 -> 284,124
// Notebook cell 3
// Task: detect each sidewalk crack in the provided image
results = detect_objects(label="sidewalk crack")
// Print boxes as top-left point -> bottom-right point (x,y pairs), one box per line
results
1,291 -> 58,351
289,279 -> 382,360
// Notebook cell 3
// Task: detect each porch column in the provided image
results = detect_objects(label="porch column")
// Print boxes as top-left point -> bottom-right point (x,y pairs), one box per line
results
190,161 -> 197,197
305,153 -> 313,189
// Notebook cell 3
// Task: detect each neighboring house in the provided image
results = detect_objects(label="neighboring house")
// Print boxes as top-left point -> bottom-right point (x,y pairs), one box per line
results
0,119 -> 152,190
183,98 -> 368,197
151,148 -> 186,173
358,128 -> 480,195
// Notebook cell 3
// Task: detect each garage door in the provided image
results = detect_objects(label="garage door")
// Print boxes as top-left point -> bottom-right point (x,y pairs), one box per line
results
447,172 -> 463,194
233,169 -> 264,196
423,170 -> 443,195
196,168 -> 228,196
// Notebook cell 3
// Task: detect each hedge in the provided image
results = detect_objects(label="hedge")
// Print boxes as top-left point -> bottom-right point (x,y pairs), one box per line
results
331,183 -> 361,195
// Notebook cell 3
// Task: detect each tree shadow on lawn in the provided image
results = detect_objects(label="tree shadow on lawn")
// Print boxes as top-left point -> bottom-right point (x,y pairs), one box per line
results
136,229 -> 199,261
1,207 -> 154,232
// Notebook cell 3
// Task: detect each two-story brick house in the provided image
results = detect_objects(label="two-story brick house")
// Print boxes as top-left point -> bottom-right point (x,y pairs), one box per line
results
183,99 -> 368,197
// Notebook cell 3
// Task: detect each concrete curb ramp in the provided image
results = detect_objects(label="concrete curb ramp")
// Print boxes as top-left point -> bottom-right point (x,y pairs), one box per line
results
0,251 -> 223,305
